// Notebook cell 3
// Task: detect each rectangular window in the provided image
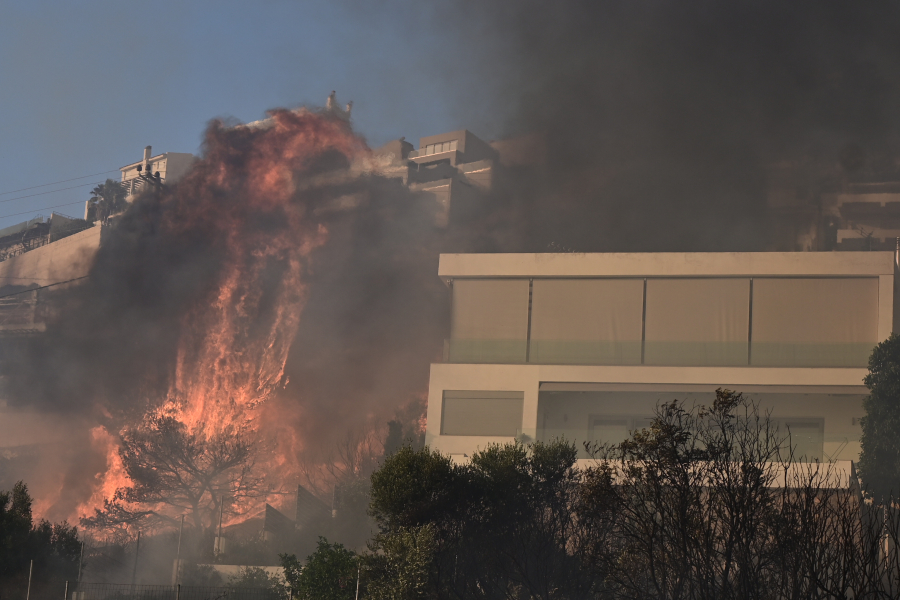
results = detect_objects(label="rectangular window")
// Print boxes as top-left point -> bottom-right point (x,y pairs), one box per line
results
779,419 -> 824,461
752,278 -> 878,366
450,279 -> 530,363
441,391 -> 524,436
588,417 -> 630,445
644,278 -> 750,366
449,139 -> 458,151
529,279 -> 644,364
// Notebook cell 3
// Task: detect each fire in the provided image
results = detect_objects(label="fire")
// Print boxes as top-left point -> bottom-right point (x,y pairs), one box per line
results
74,108 -> 374,526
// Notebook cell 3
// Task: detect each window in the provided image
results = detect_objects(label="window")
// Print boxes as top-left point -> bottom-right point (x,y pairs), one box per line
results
529,279 -> 644,364
778,419 -> 824,461
644,278 -> 750,366
450,279 -> 530,363
423,140 -> 458,155
752,278 -> 878,366
588,415 -> 655,445
441,391 -> 524,436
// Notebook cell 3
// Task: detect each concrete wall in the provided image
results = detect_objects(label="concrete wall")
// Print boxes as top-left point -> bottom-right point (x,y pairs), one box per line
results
0,224 -> 101,290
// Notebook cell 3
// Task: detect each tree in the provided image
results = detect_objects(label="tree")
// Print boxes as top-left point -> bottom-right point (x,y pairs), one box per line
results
369,442 -> 591,599
0,481 -> 33,583
282,538 -> 358,600
367,391 -> 900,599
0,482 -> 81,600
364,525 -> 436,600
228,566 -> 288,600
86,179 -> 127,223
859,333 -> 900,500
82,413 -> 264,533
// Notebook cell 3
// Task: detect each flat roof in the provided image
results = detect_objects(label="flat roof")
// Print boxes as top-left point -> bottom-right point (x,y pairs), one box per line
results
439,252 -> 897,279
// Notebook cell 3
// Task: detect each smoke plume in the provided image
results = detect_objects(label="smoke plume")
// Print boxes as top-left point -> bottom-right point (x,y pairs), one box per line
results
5,0 -> 900,524
408,0 -> 900,252
1,108 -> 449,522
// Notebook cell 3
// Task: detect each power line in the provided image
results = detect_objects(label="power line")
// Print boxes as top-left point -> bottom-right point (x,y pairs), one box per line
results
0,181 -> 107,205
0,200 -> 90,221
0,276 -> 89,300
0,171 -> 120,196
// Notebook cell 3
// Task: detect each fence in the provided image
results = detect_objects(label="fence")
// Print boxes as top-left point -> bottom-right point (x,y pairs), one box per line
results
65,583 -> 284,600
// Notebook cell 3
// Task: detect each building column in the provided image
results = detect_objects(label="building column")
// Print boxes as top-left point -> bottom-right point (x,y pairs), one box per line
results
521,382 -> 540,439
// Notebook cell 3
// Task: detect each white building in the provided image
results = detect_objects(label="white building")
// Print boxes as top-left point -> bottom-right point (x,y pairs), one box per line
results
425,252 -> 896,463
119,146 -> 195,198
83,146 -> 196,220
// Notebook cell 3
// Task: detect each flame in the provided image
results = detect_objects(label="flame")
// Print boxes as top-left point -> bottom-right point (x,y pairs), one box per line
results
74,109 -> 373,525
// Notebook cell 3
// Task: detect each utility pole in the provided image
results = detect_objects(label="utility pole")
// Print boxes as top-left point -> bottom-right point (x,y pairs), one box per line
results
77,541 -> 84,581
131,531 -> 141,586
172,515 -> 185,585
215,500 -> 225,557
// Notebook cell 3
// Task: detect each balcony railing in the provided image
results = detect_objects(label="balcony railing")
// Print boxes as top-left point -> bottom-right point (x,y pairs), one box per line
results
443,339 -> 874,368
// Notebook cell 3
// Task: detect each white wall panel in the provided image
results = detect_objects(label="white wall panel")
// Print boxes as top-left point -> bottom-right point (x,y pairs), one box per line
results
441,391 -> 524,436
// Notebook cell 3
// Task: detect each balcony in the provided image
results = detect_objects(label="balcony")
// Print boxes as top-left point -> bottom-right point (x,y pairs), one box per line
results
443,339 -> 874,368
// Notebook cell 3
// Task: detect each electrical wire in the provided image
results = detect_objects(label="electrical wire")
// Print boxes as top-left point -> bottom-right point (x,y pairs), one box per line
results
0,200 -> 91,221
0,276 -> 88,299
0,181 -> 108,205
0,170 -> 121,196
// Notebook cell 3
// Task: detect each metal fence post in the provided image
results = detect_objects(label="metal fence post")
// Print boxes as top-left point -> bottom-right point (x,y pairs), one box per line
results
176,583 -> 181,600
64,581 -> 69,600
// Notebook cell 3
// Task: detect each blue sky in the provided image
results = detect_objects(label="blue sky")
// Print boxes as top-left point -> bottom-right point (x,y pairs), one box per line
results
0,0 -> 512,230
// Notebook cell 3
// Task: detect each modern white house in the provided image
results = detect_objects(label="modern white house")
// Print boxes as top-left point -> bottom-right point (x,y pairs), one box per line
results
425,252 -> 898,463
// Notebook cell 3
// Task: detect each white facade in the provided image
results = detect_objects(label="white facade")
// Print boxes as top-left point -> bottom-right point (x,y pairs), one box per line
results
119,147 -> 195,199
426,252 -> 898,463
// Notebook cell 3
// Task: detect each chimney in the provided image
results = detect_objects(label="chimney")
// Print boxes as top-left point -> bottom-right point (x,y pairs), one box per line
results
143,146 -> 152,174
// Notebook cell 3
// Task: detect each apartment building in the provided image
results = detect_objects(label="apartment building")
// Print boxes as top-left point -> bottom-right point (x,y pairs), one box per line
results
375,130 -> 500,227
425,252 -> 896,463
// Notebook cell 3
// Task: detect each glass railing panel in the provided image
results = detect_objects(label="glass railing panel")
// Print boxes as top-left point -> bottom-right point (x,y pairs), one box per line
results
643,341 -> 749,367
443,339 -> 874,367
528,340 -> 642,365
446,339 -> 527,364
520,428 -> 594,458
750,343 -> 873,367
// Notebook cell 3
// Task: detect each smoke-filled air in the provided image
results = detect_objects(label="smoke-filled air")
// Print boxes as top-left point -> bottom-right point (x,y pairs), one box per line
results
2,0 -> 900,549
1,107 -> 449,527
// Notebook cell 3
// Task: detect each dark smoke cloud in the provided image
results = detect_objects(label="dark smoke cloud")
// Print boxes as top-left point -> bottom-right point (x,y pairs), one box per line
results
386,0 -> 900,252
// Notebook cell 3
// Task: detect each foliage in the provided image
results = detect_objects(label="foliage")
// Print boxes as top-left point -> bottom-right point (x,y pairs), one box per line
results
0,482 -> 81,600
81,413 -> 263,534
364,524 -> 435,600
228,565 -> 288,599
859,333 -> 900,500
367,391 -> 900,599
86,179 -> 127,222
281,538 -> 358,600
369,441 -> 590,599
179,563 -> 224,587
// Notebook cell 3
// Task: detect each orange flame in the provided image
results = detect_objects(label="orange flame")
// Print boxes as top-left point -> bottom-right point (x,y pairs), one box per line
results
74,109 -> 372,525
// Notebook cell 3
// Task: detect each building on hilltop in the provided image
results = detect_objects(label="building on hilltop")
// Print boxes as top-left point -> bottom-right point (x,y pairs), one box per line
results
118,145 -> 196,201
375,130 -> 502,227
425,251 -> 895,464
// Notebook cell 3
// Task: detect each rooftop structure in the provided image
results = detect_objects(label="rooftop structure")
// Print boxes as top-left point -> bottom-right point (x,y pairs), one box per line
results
425,251 -> 896,464
119,146 -> 195,200
375,130 -> 502,227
